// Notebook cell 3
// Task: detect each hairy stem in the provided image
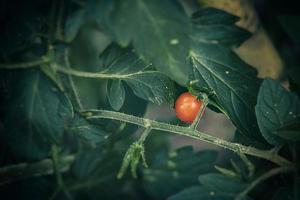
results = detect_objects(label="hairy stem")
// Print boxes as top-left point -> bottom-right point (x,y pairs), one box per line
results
235,166 -> 294,200
190,93 -> 209,130
82,109 -> 292,166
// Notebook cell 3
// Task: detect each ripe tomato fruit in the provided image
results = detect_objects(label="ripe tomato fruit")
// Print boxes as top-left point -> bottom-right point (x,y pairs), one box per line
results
175,92 -> 203,123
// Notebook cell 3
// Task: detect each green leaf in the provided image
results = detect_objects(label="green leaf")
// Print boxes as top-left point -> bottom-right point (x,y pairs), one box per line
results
40,64 -> 64,92
65,9 -> 86,43
67,114 -> 110,145
2,70 -> 73,160
142,146 -> 217,199
198,173 -> 247,194
72,149 -> 120,180
107,79 -> 126,111
70,149 -> 131,199
273,122 -> 300,141
255,78 -> 300,145
100,44 -> 175,105
68,24 -> 111,108
189,44 -> 263,142
103,0 -> 190,85
168,186 -> 250,200
191,8 -> 251,47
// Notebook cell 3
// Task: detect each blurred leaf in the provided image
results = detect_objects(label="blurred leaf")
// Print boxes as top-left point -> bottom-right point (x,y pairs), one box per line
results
0,177 -> 54,200
72,149 -> 119,180
65,9 -> 86,43
99,44 -> 175,106
168,186 -> 250,200
279,15 -> 300,45
69,149 -> 127,199
68,24 -> 111,108
142,146 -> 217,199
40,63 -> 64,92
198,173 -> 247,194
189,43 -> 263,142
273,122 -> 300,141
272,186 -> 294,200
2,70 -> 73,160
168,158 -> 252,200
107,79 -> 126,111
191,8 -> 251,47
255,78 -> 300,145
214,165 -> 241,180
101,0 -> 190,85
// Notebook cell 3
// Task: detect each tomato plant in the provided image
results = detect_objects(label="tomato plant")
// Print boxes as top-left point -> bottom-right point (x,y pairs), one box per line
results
0,0 -> 300,200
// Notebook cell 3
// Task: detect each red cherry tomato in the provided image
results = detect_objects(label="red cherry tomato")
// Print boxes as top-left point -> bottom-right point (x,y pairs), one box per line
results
175,92 -> 203,123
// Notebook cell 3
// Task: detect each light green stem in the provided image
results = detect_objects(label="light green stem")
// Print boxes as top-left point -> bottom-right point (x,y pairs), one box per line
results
190,93 -> 209,130
82,109 -> 291,167
0,57 -> 51,69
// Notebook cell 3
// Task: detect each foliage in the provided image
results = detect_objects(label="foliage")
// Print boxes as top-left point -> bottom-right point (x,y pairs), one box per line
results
0,0 -> 299,200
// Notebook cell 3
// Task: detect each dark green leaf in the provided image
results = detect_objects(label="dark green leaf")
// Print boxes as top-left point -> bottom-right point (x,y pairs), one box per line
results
142,146 -> 217,199
107,79 -> 126,111
191,8 -> 251,47
68,24 -> 111,108
100,44 -> 175,105
189,43 -> 263,142
198,173 -> 247,194
40,63 -> 64,92
273,122 -> 300,141
255,78 -> 300,145
2,70 -> 73,160
103,0 -> 190,85
67,115 -> 110,145
168,186 -> 250,200
72,149 -> 119,180
65,9 -> 86,43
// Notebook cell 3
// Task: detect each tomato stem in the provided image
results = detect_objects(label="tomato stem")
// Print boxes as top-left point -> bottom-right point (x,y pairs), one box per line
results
190,93 -> 209,130
82,109 -> 292,167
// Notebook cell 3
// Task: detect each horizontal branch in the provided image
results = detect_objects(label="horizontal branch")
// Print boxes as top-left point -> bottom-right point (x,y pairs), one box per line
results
0,155 -> 75,186
0,57 -> 51,69
52,63 -> 161,79
82,109 -> 292,167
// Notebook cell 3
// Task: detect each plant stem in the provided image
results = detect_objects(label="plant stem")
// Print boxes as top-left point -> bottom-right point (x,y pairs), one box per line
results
51,145 -> 73,200
0,155 -> 75,186
138,127 -> 152,144
239,153 -> 255,178
64,48 -> 84,110
51,63 -> 159,79
235,166 -> 294,200
82,109 -> 292,166
190,93 -> 208,130
0,57 -> 51,69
